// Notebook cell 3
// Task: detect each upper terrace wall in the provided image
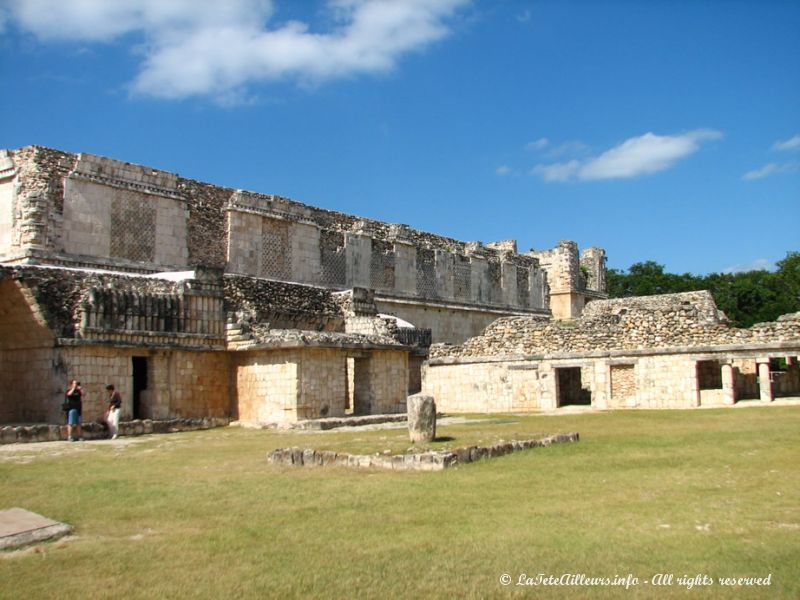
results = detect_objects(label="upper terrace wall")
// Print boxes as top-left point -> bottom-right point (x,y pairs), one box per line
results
224,189 -> 549,314
2,146 -> 616,332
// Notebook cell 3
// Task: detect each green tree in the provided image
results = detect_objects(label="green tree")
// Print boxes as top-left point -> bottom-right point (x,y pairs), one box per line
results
607,252 -> 800,327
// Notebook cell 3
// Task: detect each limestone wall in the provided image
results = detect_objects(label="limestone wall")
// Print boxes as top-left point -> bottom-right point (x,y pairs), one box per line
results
423,362 -> 515,413
224,196 -> 550,316
359,349 -> 409,414
0,277 -> 59,423
233,347 -> 407,424
298,349 -> 348,420
425,291 -> 800,413
141,350 -> 231,419
55,346 -> 230,422
63,178 -> 188,268
0,346 -> 57,423
422,351 -> 782,414
234,350 -> 300,423
374,297 -> 533,344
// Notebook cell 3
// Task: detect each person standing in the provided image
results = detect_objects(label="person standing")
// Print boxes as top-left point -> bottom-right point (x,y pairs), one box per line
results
64,380 -> 83,442
105,384 -> 122,439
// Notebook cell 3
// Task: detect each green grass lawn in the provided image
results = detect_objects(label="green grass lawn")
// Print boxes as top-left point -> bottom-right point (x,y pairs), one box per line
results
1,407 -> 798,599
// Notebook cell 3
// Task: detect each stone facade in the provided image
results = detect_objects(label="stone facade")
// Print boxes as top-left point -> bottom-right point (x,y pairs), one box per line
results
424,292 -> 800,412
0,146 -> 608,344
0,144 -> 608,432
0,261 -> 410,428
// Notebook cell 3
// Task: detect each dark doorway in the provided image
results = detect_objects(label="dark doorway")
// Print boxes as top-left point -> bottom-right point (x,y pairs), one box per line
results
132,357 -> 148,419
352,357 -> 371,415
556,367 -> 591,406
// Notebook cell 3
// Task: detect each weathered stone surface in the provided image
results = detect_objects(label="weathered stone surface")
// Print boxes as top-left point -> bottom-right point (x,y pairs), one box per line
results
430,292 -> 800,360
0,508 -> 72,551
0,417 -> 230,445
265,433 -> 579,471
407,394 -> 436,443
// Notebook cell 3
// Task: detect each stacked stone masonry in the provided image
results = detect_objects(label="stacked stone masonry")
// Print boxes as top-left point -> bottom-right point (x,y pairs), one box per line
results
7,145 -> 793,429
267,432 -> 580,471
424,292 -> 800,412
0,146 -> 612,346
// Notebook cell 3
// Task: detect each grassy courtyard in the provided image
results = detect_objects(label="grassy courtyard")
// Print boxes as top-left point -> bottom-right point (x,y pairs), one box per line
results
1,406 -> 798,599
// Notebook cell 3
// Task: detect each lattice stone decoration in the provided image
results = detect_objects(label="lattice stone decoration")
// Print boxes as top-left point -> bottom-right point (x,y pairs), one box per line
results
486,260 -> 503,305
260,218 -> 291,280
453,255 -> 471,301
517,266 -> 530,307
110,191 -> 155,263
320,230 -> 346,286
370,239 -> 395,291
416,248 -> 436,298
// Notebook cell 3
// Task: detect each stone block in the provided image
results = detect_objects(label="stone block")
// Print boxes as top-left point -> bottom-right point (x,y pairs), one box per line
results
407,394 -> 436,443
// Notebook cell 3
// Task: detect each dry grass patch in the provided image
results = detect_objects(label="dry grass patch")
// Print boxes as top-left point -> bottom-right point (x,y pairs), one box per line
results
0,407 -> 798,599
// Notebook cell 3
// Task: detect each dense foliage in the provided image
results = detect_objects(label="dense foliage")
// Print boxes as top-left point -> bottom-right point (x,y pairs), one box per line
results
607,251 -> 800,327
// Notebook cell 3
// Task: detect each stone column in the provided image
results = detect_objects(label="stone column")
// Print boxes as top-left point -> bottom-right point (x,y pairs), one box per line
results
758,360 -> 773,402
500,261 -> 517,307
721,363 -> 735,406
407,394 -> 436,443
434,250 -> 454,300
345,233 -> 371,288
392,241 -> 416,295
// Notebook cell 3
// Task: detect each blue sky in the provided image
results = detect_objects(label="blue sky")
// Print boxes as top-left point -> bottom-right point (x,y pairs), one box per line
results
1,0 -> 798,274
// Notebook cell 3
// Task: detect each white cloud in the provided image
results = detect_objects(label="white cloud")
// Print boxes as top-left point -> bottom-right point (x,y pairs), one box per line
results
772,134 -> 800,152
742,163 -> 780,181
546,140 -> 588,157
580,130 -> 722,180
4,0 -> 468,101
530,160 -> 580,182
531,130 -> 722,182
742,161 -> 800,181
495,165 -> 512,175
525,137 -> 549,151
722,259 -> 774,274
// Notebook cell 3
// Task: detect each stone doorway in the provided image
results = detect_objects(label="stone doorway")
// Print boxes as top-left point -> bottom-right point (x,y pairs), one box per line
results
132,356 -> 148,420
556,367 -> 591,407
345,355 -> 371,416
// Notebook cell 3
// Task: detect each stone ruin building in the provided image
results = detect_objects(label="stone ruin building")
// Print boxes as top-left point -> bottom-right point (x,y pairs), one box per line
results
424,292 -> 800,411
1,145 -> 796,433
0,145 -> 605,428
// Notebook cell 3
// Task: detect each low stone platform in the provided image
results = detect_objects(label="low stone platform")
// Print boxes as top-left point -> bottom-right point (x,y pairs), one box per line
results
267,432 -> 579,471
237,413 -> 408,431
0,508 -> 72,550
0,417 -> 231,445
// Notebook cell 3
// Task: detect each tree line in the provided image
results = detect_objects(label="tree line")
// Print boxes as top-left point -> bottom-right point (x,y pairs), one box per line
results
606,251 -> 800,328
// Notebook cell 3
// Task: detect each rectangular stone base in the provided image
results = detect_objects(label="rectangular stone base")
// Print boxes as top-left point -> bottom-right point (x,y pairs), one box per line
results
0,508 -> 72,550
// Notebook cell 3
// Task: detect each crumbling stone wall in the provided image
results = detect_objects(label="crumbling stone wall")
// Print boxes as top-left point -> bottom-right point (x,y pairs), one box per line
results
178,177 -> 229,269
224,274 -> 344,331
424,291 -> 800,413
430,292 -> 800,360
581,247 -> 607,293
